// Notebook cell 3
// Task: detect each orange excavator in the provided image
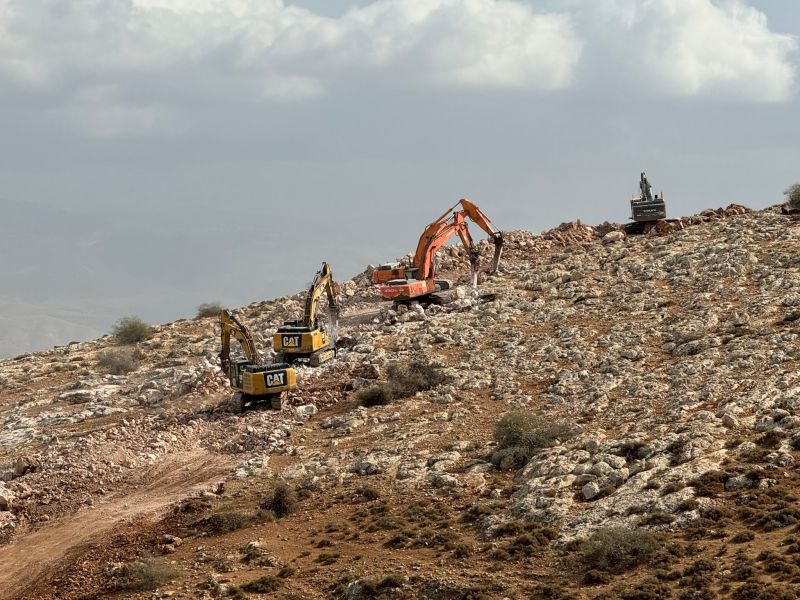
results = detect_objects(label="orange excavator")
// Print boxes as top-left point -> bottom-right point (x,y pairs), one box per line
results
372,199 -> 503,302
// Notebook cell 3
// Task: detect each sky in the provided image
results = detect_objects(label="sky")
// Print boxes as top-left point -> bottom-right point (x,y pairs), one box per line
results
0,0 -> 798,357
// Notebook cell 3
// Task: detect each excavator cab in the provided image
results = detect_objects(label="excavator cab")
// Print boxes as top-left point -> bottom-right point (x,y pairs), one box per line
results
372,262 -> 406,284
630,172 -> 666,223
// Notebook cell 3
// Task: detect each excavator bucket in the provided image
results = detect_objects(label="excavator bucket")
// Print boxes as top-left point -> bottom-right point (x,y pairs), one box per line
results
489,234 -> 503,274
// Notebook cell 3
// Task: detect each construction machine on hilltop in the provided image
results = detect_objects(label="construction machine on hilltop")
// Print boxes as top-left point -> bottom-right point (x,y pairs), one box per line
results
373,199 -> 503,303
625,172 -> 668,234
273,262 -> 339,366
219,309 -> 297,413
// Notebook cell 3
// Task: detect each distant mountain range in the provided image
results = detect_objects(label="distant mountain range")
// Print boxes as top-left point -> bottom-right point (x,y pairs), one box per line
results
0,297 -> 106,358
0,197 -> 385,358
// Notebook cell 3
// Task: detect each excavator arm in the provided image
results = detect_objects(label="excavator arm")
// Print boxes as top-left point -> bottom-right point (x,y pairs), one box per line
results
219,309 -> 261,372
412,199 -> 502,279
457,199 -> 504,274
303,262 -> 339,328
417,213 -> 478,283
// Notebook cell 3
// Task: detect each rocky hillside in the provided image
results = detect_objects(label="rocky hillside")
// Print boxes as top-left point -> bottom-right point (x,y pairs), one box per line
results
2,204 -> 800,600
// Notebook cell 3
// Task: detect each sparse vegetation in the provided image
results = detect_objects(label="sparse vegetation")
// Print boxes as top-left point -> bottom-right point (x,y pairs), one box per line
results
174,497 -> 211,514
785,183 -> 800,209
356,486 -> 380,501
491,411 -> 574,470
582,570 -> 610,585
97,349 -> 139,374
196,302 -> 225,318
731,531 -> 755,543
278,565 -> 296,578
342,574 -> 405,598
355,385 -> 394,407
691,470 -> 727,497
355,360 -> 448,406
580,527 -> 660,573
242,575 -> 282,593
660,481 -> 686,495
452,543 -> 472,558
113,558 -> 178,591
260,481 -> 298,518
193,511 -> 250,535
112,316 -> 152,344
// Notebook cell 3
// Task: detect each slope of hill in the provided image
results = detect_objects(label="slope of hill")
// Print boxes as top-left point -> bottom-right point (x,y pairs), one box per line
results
1,204 -> 799,599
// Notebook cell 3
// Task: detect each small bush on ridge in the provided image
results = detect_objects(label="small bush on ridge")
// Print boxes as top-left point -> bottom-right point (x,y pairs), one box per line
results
112,316 -> 152,344
113,558 -> 178,591
260,481 -> 297,518
97,349 -> 139,374
580,527 -> 660,573
197,302 -> 225,318
492,411 -> 574,470
355,361 -> 448,407
785,183 -> 800,209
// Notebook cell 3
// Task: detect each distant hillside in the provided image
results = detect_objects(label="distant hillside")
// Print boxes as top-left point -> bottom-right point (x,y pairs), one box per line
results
0,298 -> 105,358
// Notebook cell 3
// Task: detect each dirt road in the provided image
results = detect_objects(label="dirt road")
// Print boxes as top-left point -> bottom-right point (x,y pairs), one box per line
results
0,450 -> 235,599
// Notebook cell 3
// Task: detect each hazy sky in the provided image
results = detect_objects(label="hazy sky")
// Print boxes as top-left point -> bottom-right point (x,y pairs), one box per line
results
1,0 -> 798,357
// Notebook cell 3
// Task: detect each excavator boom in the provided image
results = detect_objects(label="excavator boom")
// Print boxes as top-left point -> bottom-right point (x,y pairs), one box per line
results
303,261 -> 339,329
219,309 -> 261,372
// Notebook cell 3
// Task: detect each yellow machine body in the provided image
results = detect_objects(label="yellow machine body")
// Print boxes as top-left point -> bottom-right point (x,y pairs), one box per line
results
242,366 -> 296,395
273,325 -> 329,355
229,360 -> 297,396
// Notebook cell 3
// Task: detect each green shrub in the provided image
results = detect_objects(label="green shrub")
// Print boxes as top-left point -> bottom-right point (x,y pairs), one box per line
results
112,316 -> 152,344
491,412 -> 574,470
356,486 -> 380,501
785,183 -> 800,209
580,527 -> 660,573
260,481 -> 297,518
242,575 -> 282,593
113,558 -> 178,591
174,497 -> 211,514
387,361 -> 448,394
193,511 -> 250,535
196,302 -> 225,318
355,385 -> 394,407
355,361 -> 448,407
97,349 -> 139,375
278,565 -> 296,578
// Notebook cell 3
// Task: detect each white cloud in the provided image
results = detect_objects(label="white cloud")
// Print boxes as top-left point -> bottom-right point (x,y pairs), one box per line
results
0,0 -> 581,92
0,0 -> 795,138
575,0 -> 798,101
60,85 -> 173,138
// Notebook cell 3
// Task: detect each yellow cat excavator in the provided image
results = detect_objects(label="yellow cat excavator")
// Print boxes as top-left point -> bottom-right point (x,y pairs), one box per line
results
219,310 -> 297,413
273,262 -> 339,366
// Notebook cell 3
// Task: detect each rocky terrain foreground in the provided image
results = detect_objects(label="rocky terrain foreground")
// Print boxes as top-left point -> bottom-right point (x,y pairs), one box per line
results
3,204 -> 800,599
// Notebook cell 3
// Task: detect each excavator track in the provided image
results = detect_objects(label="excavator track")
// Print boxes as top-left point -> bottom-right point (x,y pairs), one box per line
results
309,348 -> 336,367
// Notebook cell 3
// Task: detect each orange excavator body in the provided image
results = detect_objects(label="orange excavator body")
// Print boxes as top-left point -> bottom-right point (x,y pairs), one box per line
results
375,199 -> 503,301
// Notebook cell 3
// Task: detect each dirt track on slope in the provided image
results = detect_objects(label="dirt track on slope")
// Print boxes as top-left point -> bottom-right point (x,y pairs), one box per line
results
0,449 -> 235,600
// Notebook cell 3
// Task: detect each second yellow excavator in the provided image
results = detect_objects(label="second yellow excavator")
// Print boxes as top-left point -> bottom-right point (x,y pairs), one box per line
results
273,262 -> 339,366
219,310 -> 297,413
